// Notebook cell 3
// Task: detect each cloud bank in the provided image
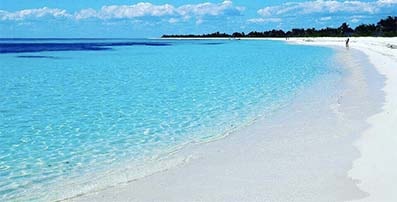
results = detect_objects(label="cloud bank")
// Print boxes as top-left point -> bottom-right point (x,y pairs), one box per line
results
0,1 -> 244,24
0,7 -> 70,21
248,0 -> 396,24
0,0 -> 394,29
257,0 -> 396,17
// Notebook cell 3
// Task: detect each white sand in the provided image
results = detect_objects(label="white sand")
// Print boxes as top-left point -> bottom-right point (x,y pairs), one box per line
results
347,38 -> 397,202
67,37 -> 397,202
287,37 -> 397,202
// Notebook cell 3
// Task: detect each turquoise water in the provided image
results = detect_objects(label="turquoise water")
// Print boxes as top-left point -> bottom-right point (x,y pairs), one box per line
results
0,39 -> 337,201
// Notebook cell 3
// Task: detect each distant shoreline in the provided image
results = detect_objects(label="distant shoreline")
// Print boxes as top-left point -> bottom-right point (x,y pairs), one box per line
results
161,16 -> 396,39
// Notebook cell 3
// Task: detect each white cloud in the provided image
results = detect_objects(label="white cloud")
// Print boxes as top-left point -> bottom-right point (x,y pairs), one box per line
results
75,8 -> 97,20
257,0 -> 397,17
76,3 -> 175,20
0,7 -> 70,20
247,18 -> 282,24
320,16 -> 332,21
168,18 -> 179,24
196,18 -> 204,25
177,1 -> 243,17
347,15 -> 368,23
377,0 -> 397,3
74,1 -> 243,21
0,1 -> 244,23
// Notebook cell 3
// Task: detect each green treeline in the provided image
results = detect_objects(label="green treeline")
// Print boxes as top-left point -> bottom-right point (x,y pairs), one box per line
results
162,16 -> 397,38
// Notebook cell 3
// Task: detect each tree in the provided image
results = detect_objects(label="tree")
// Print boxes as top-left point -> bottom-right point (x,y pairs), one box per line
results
354,24 -> 377,36
232,32 -> 243,38
339,23 -> 354,36
377,16 -> 397,36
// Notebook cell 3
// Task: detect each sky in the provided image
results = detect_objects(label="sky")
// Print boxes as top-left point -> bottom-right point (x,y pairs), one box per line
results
0,0 -> 396,37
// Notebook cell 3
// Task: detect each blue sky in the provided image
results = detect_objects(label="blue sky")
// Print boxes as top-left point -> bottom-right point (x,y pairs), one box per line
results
0,0 -> 396,37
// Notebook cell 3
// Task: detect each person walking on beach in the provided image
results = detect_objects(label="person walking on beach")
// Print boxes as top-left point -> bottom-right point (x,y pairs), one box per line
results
345,38 -> 350,48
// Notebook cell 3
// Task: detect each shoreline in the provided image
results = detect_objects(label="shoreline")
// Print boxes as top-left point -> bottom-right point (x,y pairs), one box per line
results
69,37 -> 396,202
346,38 -> 397,201
286,37 -> 397,201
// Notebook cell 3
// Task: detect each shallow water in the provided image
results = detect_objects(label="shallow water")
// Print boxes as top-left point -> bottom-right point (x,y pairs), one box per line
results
0,39 -> 337,201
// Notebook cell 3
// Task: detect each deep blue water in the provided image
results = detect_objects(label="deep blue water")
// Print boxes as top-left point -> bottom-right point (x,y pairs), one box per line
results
0,41 -> 171,53
0,39 -> 338,201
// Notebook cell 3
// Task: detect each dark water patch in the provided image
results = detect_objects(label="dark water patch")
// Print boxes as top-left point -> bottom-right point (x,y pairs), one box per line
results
198,42 -> 224,45
0,38 -> 136,41
16,55 -> 61,59
0,42 -> 171,54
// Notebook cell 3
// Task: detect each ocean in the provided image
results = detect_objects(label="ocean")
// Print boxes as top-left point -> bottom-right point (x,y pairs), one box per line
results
0,39 -> 339,201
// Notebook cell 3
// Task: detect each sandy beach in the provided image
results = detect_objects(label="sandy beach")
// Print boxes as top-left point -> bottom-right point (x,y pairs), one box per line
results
67,37 -> 397,202
288,37 -> 397,202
